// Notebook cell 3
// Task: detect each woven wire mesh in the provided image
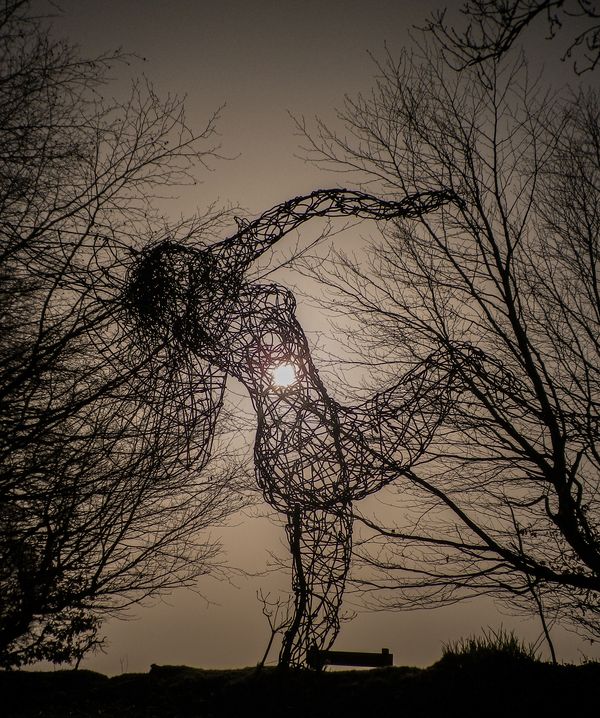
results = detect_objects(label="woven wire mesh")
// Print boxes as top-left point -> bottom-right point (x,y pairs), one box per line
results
124,188 -> 455,666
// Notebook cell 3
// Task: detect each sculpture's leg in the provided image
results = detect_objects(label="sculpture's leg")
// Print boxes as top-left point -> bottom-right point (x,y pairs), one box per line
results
278,504 -> 353,668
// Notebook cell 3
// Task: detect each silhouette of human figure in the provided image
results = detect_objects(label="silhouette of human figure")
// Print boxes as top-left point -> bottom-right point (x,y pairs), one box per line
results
125,188 -> 454,666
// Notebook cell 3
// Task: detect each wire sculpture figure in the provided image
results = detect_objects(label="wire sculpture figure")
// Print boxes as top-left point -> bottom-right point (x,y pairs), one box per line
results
124,188 -> 456,667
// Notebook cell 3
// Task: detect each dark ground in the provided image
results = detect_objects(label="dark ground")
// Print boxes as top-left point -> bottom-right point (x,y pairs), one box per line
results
1,656 -> 598,718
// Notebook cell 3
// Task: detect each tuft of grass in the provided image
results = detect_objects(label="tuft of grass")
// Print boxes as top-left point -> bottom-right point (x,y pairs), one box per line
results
441,626 -> 539,664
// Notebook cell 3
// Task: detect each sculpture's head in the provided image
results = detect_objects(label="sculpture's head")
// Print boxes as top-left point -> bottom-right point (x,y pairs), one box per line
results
124,239 -> 240,352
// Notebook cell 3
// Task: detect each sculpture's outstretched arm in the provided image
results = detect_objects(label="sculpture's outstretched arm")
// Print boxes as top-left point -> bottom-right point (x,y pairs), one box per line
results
210,188 -> 455,275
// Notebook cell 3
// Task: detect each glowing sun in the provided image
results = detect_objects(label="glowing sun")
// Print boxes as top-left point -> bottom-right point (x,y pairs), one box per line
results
271,363 -> 297,387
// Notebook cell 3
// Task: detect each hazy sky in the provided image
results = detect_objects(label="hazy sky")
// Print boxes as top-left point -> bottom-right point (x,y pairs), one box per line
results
31,0 -> 599,674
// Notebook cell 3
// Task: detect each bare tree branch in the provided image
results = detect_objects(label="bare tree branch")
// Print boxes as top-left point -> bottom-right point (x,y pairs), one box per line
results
293,46 -> 600,646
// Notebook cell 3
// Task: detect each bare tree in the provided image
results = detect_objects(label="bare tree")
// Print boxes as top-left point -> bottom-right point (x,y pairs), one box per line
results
0,0 -> 248,667
427,1 -> 600,73
256,590 -> 294,668
293,46 -> 600,645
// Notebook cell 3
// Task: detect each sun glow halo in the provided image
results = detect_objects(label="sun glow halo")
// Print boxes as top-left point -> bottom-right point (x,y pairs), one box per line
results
271,363 -> 297,387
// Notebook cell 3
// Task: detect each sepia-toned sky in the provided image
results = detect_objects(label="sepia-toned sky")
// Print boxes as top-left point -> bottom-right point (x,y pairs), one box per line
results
31,0 -> 600,674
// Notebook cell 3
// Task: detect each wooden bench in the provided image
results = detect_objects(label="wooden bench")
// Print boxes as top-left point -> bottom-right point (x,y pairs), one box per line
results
307,647 -> 393,670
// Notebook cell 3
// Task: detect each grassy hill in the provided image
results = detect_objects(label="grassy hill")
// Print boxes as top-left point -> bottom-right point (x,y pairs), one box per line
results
1,654 -> 598,718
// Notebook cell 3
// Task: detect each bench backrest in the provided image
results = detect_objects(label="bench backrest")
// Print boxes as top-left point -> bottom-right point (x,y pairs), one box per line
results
307,647 -> 393,669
